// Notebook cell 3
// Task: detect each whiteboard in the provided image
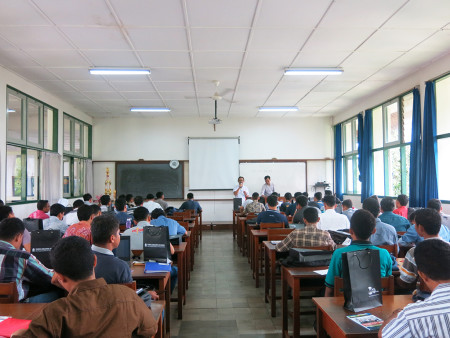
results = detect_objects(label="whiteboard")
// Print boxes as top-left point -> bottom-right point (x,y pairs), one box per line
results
239,162 -> 306,196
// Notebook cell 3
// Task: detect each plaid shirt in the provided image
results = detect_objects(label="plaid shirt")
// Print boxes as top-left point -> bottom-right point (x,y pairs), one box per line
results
275,225 -> 336,252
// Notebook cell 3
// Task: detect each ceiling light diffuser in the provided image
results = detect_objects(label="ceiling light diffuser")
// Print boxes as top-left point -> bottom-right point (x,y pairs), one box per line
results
130,107 -> 171,112
284,68 -> 343,76
258,106 -> 299,112
89,68 -> 150,75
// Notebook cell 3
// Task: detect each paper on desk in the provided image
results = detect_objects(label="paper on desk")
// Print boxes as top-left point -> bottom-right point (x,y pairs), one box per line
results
342,238 -> 352,246
313,269 -> 328,275
270,240 -> 281,245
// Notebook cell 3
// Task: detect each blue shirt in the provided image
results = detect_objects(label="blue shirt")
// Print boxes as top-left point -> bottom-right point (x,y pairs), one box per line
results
115,211 -> 134,225
370,218 -> 398,246
378,211 -> 410,232
399,223 -> 450,245
179,200 -> 202,213
256,210 -> 289,228
150,216 -> 186,236
325,240 -> 392,288
286,203 -> 297,216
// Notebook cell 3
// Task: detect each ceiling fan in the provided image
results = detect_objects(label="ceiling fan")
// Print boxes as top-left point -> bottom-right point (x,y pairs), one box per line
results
185,80 -> 235,103
208,97 -> 221,131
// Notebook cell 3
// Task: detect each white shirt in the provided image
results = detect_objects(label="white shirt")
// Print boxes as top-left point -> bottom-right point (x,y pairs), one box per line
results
233,185 -> 250,204
122,221 -> 151,251
317,209 -> 350,231
261,183 -> 275,196
143,200 -> 163,214
63,210 -> 79,226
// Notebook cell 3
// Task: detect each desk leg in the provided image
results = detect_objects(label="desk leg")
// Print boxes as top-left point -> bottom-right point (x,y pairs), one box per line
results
264,245 -> 270,304
186,237 -> 191,285
232,212 -> 236,239
184,249 -> 187,303
270,250 -> 276,317
282,269 -> 288,338
293,279 -> 300,338
178,251 -> 184,319
199,213 -> 202,241
160,277 -> 170,336
255,238 -> 260,288
316,306 -> 326,338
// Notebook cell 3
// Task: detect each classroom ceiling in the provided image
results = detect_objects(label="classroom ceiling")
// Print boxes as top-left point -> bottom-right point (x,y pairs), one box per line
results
0,0 -> 449,119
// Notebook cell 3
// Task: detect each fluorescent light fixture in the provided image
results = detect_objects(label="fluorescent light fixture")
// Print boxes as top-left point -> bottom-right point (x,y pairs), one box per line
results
89,68 -> 150,75
7,109 -> 16,113
258,106 -> 299,112
284,68 -> 343,76
130,107 -> 171,113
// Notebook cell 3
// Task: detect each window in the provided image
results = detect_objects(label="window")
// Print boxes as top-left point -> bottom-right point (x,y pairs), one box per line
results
371,92 -> 413,197
5,87 -> 57,203
63,114 -> 91,198
342,117 -> 360,194
436,74 -> 450,200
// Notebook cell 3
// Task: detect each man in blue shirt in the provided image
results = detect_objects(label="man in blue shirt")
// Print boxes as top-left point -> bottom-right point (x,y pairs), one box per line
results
256,195 -> 289,228
362,197 -> 398,246
379,197 -> 410,232
179,193 -> 202,213
114,198 -> 133,225
324,209 -> 393,297
150,208 -> 186,236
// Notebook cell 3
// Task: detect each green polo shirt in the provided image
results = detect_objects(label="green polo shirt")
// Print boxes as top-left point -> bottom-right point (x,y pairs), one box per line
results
325,240 -> 392,288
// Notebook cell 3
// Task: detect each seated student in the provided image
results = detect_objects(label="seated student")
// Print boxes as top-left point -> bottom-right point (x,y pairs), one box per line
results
308,192 -> 324,211
428,198 -> 450,230
279,192 -> 293,213
155,191 -> 169,211
342,199 -> 356,221
43,203 -> 68,235
275,207 -> 335,252
286,192 -> 301,217
179,193 -> 202,213
380,239 -> 450,338
362,198 -> 398,246
393,194 -> 409,218
0,218 -> 60,303
0,206 -> 31,252
134,196 -> 144,208
99,195 -> 112,214
83,193 -> 93,205
150,208 -> 186,236
63,205 -> 98,244
378,197 -> 410,232
143,194 -> 163,214
256,195 -> 289,228
114,198 -> 133,225
0,200 -> 3,207
13,236 -> 158,337
64,199 -> 85,226
244,192 -> 266,214
317,195 -> 350,231
324,209 -> 392,297
293,195 -> 309,225
28,200 -> 50,220
397,208 -> 445,301
125,194 -> 135,209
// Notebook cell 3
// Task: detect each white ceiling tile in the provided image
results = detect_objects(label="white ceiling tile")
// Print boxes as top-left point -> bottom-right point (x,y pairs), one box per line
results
284,110 -> 316,117
138,51 -> 191,68
187,0 -> 257,27
33,80 -> 79,92
152,82 -> 195,92
249,28 -> 311,51
0,27 -> 73,50
291,50 -> 350,68
195,69 -> 239,85
150,68 -> 193,82
369,67 -> 410,81
313,80 -> 361,92
160,92 -> 196,100
127,28 -> 188,50
412,29 -> 450,55
239,68 -> 282,84
11,67 -> 59,81
81,91 -> 124,100
127,99 -> 165,106
82,50 -> 140,67
194,51 -> 244,68
68,80 -> 115,91
109,81 -> 156,92
0,1 -> 49,25
245,51 -> 298,70
342,50 -> 404,69
299,91 -> 341,106
190,28 -> 249,51
28,50 -> 89,67
306,27 -> 375,52
120,92 -> 160,100
0,51 -> 40,68
59,27 -> 130,50
48,68 -> 92,81
256,110 -> 287,118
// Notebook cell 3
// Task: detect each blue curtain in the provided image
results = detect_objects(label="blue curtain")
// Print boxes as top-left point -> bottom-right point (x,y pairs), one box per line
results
335,124 -> 343,201
420,81 -> 439,206
409,88 -> 421,207
360,109 -> 373,202
357,113 -> 363,182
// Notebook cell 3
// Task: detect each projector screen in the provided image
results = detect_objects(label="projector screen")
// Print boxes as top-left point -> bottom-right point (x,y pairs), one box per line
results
189,137 -> 239,190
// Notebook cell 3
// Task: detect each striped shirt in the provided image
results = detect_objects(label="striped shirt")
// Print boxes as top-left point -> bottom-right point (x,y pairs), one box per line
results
381,283 -> 450,338
275,225 -> 336,252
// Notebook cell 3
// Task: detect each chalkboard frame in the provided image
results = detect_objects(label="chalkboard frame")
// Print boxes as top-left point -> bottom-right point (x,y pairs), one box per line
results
115,161 -> 184,200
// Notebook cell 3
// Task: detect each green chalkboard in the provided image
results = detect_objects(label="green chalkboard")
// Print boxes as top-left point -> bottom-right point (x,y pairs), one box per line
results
116,162 -> 183,199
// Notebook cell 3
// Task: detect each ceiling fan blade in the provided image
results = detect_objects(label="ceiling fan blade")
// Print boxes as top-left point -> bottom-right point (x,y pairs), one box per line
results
222,98 -> 238,104
219,88 -> 234,96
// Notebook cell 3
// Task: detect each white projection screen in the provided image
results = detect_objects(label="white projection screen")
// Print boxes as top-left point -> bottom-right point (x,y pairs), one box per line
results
188,137 -> 239,190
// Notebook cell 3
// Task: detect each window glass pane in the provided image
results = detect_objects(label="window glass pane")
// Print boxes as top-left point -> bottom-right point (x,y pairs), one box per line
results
386,147 -> 401,197
64,117 -> 71,152
353,119 -> 359,151
43,107 -> 54,150
6,145 -> 22,202
436,76 -> 450,135
404,145 -> 410,196
372,106 -> 383,149
385,101 -> 399,144
7,92 -> 23,141
73,158 -> 80,196
346,158 -> 353,193
80,160 -> 85,195
74,122 -> 81,154
84,125 -> 89,157
26,150 -> 39,201
438,138 -> 450,200
373,150 -> 384,196
402,93 -> 413,143
27,100 -> 41,145
344,122 -> 352,153
63,157 -> 71,197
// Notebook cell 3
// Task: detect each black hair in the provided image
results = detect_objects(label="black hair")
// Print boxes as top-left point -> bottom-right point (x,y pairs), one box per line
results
83,193 -> 92,202
146,193 -> 155,200
0,206 -> 13,221
397,194 -> 409,207
238,176 -> 244,181
115,198 -> 127,212
134,206 -> 149,222
125,194 -> 133,203
380,197 -> 395,212
324,190 -> 333,196
362,197 -> 380,219
342,199 -> 353,208
415,208 -> 441,236
0,218 -> 25,241
264,175 -> 271,180
415,239 -> 450,281
151,208 -> 165,220
118,194 -> 126,199
427,199 -> 441,212
408,209 -> 420,222
271,192 -> 280,197
73,199 -> 85,209
100,195 -> 111,206
77,205 -> 93,221
91,215 -> 119,245
50,236 -> 94,281
296,195 -> 308,208
369,195 -> 379,203
258,196 -> 265,204
0,200 -> 4,207
294,192 -> 302,198
134,196 -> 144,206
50,203 -> 66,217
284,192 -> 292,201
156,192 -> 163,199
303,207 -> 319,223
37,200 -> 49,211
252,192 -> 259,200
322,195 -> 336,207
350,209 -> 376,240
303,192 -> 309,198
187,193 -> 194,199
267,195 -> 278,207
91,204 -> 101,216
314,192 -> 322,200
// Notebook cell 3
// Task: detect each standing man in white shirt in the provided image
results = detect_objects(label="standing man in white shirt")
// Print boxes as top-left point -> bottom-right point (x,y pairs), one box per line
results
233,176 -> 250,204
317,195 -> 350,231
261,175 -> 275,198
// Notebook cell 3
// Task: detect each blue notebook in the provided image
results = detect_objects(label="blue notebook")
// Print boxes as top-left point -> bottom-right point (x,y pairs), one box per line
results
144,262 -> 171,273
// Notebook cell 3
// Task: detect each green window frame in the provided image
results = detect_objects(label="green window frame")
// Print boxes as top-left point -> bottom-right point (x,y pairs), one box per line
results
342,117 -> 360,194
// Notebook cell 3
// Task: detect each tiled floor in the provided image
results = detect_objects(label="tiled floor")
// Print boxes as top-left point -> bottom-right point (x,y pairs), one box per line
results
170,229 -> 315,338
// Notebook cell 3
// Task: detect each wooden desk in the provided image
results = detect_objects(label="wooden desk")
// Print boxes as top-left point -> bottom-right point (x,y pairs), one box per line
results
173,243 -> 187,319
250,229 -> 268,288
282,265 -> 328,338
232,210 -> 237,239
263,241 -> 279,317
313,295 -> 412,338
184,230 -> 193,279
150,300 -> 165,338
237,216 -> 247,251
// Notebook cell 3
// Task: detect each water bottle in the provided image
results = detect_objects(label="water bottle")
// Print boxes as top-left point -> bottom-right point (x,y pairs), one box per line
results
126,218 -> 131,229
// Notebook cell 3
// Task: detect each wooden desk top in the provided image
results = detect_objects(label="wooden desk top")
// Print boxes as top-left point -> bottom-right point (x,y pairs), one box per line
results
174,242 -> 187,253
263,241 -> 276,250
251,229 -> 268,236
0,303 -> 47,320
150,300 -> 165,322
283,265 -> 329,278
313,295 -> 412,337
131,265 -> 171,280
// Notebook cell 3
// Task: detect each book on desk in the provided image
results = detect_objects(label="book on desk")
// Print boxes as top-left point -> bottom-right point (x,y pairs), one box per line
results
144,262 -> 171,273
